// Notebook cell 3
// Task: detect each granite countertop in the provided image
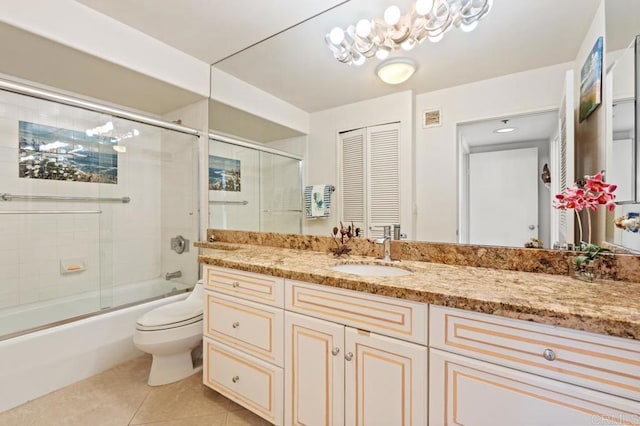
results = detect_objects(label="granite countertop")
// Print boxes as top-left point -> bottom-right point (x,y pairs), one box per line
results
198,242 -> 640,341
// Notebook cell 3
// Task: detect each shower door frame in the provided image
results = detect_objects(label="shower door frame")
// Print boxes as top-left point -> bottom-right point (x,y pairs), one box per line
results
208,132 -> 304,235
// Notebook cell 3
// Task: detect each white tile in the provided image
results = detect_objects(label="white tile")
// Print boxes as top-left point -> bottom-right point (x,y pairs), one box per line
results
0,264 -> 19,280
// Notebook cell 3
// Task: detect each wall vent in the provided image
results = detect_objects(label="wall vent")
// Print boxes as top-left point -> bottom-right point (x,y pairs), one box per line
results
423,108 -> 442,128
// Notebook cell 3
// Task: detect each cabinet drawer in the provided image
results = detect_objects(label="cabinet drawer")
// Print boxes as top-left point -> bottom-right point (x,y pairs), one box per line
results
204,291 -> 283,367
204,338 -> 283,425
285,280 -> 427,345
430,348 -> 640,426
430,306 -> 640,402
204,265 -> 284,307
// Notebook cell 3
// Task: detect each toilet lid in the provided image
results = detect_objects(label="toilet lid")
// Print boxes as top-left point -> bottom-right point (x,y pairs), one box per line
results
137,300 -> 203,328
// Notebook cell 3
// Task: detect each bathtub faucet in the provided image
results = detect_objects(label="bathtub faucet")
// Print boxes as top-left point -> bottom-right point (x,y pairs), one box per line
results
165,270 -> 182,280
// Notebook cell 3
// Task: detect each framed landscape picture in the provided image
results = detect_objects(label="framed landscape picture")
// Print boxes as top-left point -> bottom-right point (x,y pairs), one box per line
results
18,121 -> 118,183
209,155 -> 241,192
579,36 -> 603,123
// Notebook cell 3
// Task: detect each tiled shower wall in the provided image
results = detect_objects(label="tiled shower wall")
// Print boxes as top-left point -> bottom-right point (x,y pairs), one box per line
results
0,91 -> 164,309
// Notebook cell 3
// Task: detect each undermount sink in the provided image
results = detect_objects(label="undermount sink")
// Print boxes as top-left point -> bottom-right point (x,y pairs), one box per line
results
331,263 -> 412,277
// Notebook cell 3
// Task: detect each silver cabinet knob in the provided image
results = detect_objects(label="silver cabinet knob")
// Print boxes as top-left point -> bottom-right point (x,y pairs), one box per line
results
543,348 -> 556,361
232,281 -> 240,288
232,321 -> 240,329
344,352 -> 353,361
529,225 -> 536,230
232,375 -> 240,383
331,347 -> 340,356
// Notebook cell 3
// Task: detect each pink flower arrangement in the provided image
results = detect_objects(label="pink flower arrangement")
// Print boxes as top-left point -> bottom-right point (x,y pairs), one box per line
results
553,172 -> 617,245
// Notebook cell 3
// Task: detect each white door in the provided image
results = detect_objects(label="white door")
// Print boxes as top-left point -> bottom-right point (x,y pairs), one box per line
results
285,311 -> 345,426
469,147 -> 539,246
429,349 -> 640,426
344,328 -> 427,426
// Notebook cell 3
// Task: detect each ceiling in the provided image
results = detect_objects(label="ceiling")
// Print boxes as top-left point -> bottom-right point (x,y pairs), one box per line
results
74,0 -> 349,64
1,0 -> 629,120
214,0 -> 602,112
459,111 -> 558,148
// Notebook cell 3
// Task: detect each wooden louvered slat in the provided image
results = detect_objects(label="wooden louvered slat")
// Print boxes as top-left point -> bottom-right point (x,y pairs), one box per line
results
341,129 -> 366,226
368,124 -> 400,237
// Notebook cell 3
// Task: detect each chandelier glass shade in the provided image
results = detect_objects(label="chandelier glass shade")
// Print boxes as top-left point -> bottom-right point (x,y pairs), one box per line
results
325,0 -> 493,66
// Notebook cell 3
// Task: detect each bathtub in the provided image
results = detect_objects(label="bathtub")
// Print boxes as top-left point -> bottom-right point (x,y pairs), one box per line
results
0,279 -> 192,413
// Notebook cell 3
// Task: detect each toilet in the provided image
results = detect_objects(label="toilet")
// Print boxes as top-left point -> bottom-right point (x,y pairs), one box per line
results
134,280 -> 204,386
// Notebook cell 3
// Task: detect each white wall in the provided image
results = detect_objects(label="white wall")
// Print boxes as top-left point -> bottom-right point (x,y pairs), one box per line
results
414,62 -> 572,242
0,0 -> 210,97
210,68 -> 310,135
306,91 -> 414,238
0,90 -> 163,310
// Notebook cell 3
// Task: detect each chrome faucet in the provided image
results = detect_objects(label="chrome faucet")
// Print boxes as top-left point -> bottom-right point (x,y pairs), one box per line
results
375,226 -> 392,262
165,270 -> 182,280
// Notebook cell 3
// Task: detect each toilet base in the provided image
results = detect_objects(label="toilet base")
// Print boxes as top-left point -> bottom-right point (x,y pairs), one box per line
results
148,350 -> 202,386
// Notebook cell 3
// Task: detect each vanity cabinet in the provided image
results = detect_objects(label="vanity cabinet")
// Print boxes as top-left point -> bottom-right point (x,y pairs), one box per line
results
429,306 -> 640,425
203,265 -> 285,425
285,280 -> 428,426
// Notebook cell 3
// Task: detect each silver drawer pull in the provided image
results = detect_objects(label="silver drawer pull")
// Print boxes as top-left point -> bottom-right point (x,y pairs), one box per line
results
232,321 -> 240,329
232,375 -> 240,383
543,348 -> 556,361
232,281 -> 240,288
331,347 -> 340,356
344,352 -> 353,361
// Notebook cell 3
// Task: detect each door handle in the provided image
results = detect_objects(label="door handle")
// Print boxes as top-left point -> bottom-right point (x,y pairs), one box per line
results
529,225 -> 536,230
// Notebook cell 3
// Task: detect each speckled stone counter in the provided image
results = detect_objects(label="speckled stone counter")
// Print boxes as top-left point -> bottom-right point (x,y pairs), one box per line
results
198,242 -> 640,341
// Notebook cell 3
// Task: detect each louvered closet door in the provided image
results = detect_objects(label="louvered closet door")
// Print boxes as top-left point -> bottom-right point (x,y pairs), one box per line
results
340,128 -> 367,232
367,123 -> 400,239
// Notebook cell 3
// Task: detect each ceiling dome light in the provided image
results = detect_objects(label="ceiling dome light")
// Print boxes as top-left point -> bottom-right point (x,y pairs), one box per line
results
494,119 -> 516,133
494,127 -> 516,133
375,58 -> 417,85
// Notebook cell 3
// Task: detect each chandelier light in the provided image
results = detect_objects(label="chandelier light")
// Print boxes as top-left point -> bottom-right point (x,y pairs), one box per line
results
325,0 -> 493,66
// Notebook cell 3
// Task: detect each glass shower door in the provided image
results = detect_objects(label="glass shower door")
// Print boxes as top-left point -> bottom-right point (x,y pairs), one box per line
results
208,139 -> 260,231
259,151 -> 302,233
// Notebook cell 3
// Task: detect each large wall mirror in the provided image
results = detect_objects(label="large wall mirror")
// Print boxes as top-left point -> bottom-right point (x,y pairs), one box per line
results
208,0 -> 640,252
605,0 -> 640,252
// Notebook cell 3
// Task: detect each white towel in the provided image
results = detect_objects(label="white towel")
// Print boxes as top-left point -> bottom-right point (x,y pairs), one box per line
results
305,185 -> 333,218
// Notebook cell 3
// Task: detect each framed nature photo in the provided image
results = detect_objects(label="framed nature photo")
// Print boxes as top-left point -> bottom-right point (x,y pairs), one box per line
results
579,36 -> 603,123
209,155 -> 241,192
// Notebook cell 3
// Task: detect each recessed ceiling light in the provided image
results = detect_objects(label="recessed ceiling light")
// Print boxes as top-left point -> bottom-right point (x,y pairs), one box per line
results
375,58 -> 417,85
494,119 -> 516,134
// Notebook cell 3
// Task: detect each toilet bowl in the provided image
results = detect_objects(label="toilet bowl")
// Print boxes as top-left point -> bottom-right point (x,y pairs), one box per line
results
134,280 -> 204,386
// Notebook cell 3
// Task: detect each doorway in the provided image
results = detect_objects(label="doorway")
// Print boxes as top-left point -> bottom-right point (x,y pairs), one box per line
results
458,110 -> 558,248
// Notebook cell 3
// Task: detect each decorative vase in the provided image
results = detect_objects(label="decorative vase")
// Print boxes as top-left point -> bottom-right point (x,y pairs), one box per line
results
569,258 -> 596,282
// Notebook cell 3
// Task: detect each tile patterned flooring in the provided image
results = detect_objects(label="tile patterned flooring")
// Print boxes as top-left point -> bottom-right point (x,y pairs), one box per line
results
0,355 -> 270,426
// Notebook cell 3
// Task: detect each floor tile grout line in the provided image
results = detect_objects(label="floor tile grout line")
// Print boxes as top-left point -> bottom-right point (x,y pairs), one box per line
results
128,387 -> 152,426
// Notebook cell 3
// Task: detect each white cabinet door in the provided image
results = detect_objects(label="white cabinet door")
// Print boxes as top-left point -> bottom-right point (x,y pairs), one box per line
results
344,328 -> 428,426
430,348 -> 640,426
285,311 -> 345,426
